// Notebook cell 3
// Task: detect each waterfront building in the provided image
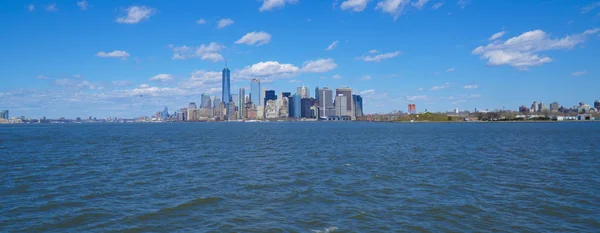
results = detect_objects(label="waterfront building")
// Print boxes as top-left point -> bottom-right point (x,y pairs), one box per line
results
281,92 -> 291,99
201,94 -> 211,109
227,102 -> 237,120
1,110 -> 9,119
579,104 -> 591,113
178,108 -> 187,121
297,86 -> 310,99
247,105 -> 257,120
314,87 -> 320,103
239,88 -> 245,119
289,94 -> 301,119
408,104 -> 416,114
335,95 -> 349,117
187,102 -> 197,121
353,94 -> 363,118
279,97 -> 289,118
264,90 -> 277,106
250,79 -> 261,107
318,87 -> 335,118
539,102 -> 547,112
550,102 -> 559,112
519,105 -> 530,113
301,98 -> 317,118
257,106 -> 265,120
595,100 -> 600,110
222,66 -> 231,105
265,100 -> 278,119
532,101 -> 538,112
231,94 -> 239,110
336,87 -> 354,119
161,106 -> 168,119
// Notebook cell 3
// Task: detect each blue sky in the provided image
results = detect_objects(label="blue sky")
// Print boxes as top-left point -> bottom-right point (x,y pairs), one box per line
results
1,0 -> 599,118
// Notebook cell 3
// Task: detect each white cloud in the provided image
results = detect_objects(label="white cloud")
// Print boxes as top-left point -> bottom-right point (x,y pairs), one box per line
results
457,0 -> 469,8
54,79 -> 99,90
235,31 -> 272,46
446,67 -> 455,72
472,28 -> 600,70
149,74 -> 174,82
340,0 -> 370,12
46,3 -> 58,12
431,2 -> 443,9
417,88 -> 423,91
360,89 -> 375,95
489,31 -> 506,41
169,42 -> 225,62
217,18 -> 234,29
332,74 -> 343,79
369,49 -> 379,54
301,58 -> 338,72
77,1 -> 88,10
358,50 -> 402,62
582,2 -> 600,13
27,4 -> 35,12
73,74 -> 82,79
238,61 -> 300,78
196,19 -> 207,24
37,76 -> 49,80
259,0 -> 298,12
360,75 -> 372,80
116,6 -> 155,24
463,84 -> 479,89
376,0 -> 410,20
452,100 -> 466,104
413,0 -> 429,10
430,82 -> 450,91
571,71 -> 587,76
326,40 -> 339,51
407,95 -> 427,101
96,50 -> 130,59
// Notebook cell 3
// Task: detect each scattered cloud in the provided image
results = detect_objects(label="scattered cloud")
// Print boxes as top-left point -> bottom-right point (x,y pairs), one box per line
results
149,74 -> 174,82
332,74 -> 343,79
413,0 -> 429,10
581,2 -> 600,13
432,2 -> 443,9
46,3 -> 58,12
446,67 -> 455,72
463,84 -> 479,89
430,82 -> 450,91
417,88 -> 423,91
96,50 -> 130,59
571,71 -> 587,76
360,75 -> 372,80
340,0 -> 370,12
368,49 -> 379,54
112,80 -> 133,86
376,0 -> 410,20
54,79 -> 99,90
73,74 -> 82,79
301,58 -> 338,72
358,50 -> 402,62
196,19 -> 207,24
169,42 -> 225,62
407,95 -> 427,101
452,100 -> 466,104
217,18 -> 234,29
259,0 -> 298,12
27,4 -> 35,12
116,6 -> 156,24
489,31 -> 506,41
235,31 -> 272,46
457,0 -> 469,8
326,40 -> 339,51
289,79 -> 300,83
360,89 -> 375,95
77,1 -> 88,10
37,76 -> 49,80
472,28 -> 600,70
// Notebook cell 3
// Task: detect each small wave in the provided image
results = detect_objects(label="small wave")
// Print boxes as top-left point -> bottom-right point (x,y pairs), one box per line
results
311,226 -> 338,233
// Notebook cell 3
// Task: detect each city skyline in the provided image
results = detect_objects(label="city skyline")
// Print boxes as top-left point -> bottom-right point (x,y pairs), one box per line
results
1,1 -> 600,118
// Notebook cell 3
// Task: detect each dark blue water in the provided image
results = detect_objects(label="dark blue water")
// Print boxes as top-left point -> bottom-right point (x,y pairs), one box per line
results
1,122 -> 600,232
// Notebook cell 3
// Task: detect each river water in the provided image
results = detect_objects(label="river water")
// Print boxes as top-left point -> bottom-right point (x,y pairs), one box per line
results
1,122 -> 599,232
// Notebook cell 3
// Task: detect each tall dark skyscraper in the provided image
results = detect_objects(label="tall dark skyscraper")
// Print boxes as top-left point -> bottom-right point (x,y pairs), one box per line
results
353,94 -> 363,117
222,66 -> 231,105
0,110 -> 8,120
336,87 -> 353,118
314,86 -> 320,103
250,79 -> 261,107
264,90 -> 277,106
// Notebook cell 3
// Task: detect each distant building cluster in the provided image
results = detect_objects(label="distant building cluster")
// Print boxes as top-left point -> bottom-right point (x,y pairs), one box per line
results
153,65 -> 364,122
519,100 -> 600,114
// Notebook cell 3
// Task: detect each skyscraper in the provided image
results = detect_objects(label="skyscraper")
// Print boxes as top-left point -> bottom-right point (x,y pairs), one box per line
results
0,110 -> 8,119
161,106 -> 169,119
314,86 -> 320,103
231,94 -> 239,109
301,98 -> 317,118
335,95 -> 348,117
353,95 -> 363,118
239,88 -> 245,119
187,102 -> 197,121
532,101 -> 538,112
289,94 -> 301,119
408,104 -> 416,114
264,90 -> 277,106
550,102 -> 559,112
336,87 -> 353,118
318,87 -> 334,118
201,94 -> 211,109
222,66 -> 231,105
595,100 -> 600,110
250,79 -> 261,107
297,86 -> 310,98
